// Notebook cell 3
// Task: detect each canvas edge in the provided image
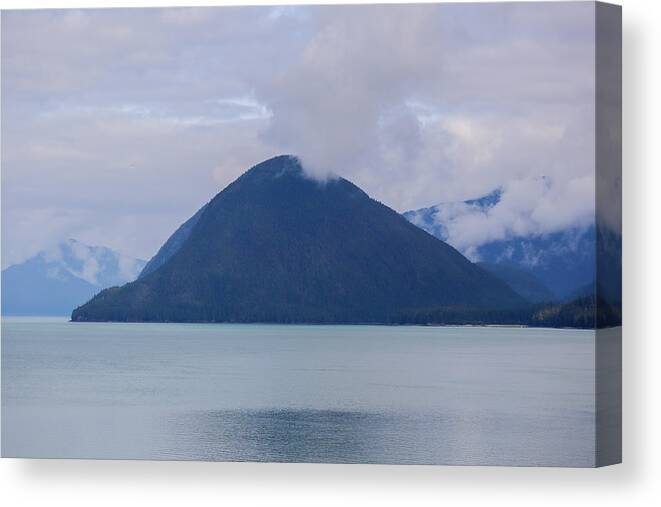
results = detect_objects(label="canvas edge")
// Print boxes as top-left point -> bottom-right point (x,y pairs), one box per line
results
594,0 -> 622,468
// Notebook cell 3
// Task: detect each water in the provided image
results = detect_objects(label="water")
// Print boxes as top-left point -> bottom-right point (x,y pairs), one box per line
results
1,318 -> 596,466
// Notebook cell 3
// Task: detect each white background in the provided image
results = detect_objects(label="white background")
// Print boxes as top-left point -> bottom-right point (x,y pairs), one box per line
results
0,0 -> 658,505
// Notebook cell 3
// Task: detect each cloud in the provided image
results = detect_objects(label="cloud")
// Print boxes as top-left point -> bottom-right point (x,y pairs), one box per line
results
2,3 -> 597,268
116,253 -> 144,282
65,239 -> 102,285
438,173 -> 595,254
260,4 -> 444,179
40,239 -> 101,284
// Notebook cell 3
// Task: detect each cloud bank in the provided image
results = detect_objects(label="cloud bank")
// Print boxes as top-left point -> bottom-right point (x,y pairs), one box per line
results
2,3 -> 596,267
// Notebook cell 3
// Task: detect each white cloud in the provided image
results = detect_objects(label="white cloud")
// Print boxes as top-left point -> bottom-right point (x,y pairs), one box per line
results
65,240 -> 102,285
116,253 -> 143,282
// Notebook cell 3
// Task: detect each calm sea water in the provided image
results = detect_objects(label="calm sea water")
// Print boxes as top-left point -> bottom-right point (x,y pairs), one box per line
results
1,318 -> 596,466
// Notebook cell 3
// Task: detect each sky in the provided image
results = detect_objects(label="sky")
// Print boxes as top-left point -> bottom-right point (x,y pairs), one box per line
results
1,2 -> 597,268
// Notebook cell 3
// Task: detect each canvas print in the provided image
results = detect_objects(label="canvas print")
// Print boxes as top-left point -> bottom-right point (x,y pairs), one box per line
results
1,2 -> 621,467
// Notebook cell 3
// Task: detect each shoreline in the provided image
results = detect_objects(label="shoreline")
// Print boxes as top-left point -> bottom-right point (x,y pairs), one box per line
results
1,316 -> 617,331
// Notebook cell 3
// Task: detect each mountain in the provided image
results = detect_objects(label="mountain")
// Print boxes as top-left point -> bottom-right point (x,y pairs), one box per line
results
403,191 -> 595,300
2,239 -> 146,316
72,155 -> 525,323
476,262 -> 555,304
139,204 -> 208,279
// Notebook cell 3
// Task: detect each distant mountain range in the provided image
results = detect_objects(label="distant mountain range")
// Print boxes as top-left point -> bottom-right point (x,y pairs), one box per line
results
403,190 -> 595,301
72,155 -> 526,323
1,239 -> 145,316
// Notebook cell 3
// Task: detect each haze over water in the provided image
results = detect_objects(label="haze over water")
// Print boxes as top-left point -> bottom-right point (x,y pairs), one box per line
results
2,318 -> 596,466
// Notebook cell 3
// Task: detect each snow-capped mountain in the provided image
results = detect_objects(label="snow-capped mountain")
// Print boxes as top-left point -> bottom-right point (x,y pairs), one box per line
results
403,190 -> 596,300
1,239 -> 146,316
